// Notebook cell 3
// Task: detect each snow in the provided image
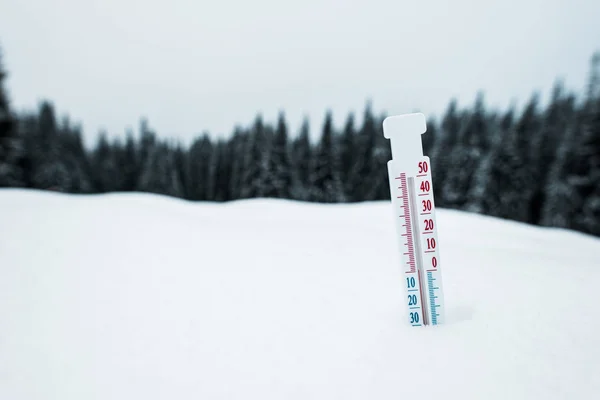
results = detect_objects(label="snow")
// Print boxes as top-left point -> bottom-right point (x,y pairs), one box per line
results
1,188 -> 599,399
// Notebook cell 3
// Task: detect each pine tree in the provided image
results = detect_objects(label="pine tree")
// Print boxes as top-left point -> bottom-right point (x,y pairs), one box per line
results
540,121 -> 583,229
442,93 -> 489,210
228,127 -> 248,200
240,115 -> 270,198
422,116 -> 438,157
477,94 -> 541,222
542,54 -> 600,233
586,51 -> 600,100
571,99 -> 600,234
579,184 -> 600,236
290,117 -> 312,200
172,143 -> 188,199
431,99 -> 462,206
25,101 -> 71,191
339,112 -> 357,197
265,111 -> 293,198
350,102 -> 378,201
186,133 -> 213,201
59,118 -> 93,193
529,82 -> 576,224
0,46 -> 25,187
137,141 -> 184,198
92,132 -> 120,192
468,105 -> 517,214
208,139 -> 234,201
120,130 -> 140,191
372,111 -> 391,201
310,110 -> 345,202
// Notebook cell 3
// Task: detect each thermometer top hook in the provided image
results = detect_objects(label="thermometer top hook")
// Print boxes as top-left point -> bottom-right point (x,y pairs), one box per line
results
382,113 -> 427,172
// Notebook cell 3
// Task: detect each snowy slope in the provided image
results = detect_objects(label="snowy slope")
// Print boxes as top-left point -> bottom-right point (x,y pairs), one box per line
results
1,188 -> 599,400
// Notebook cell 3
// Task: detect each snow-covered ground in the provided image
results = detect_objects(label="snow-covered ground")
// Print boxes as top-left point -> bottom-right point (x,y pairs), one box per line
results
1,188 -> 599,400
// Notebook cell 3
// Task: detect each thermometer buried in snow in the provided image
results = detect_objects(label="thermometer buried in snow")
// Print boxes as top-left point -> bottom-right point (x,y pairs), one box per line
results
382,113 -> 445,327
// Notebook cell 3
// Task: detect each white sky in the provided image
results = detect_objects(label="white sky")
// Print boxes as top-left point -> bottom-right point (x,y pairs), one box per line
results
1,0 -> 599,146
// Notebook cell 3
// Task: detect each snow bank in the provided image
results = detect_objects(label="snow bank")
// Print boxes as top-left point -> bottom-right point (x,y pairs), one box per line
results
1,188 -> 599,399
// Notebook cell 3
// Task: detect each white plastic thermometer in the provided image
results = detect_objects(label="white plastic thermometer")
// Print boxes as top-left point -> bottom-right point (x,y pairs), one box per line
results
382,113 -> 445,327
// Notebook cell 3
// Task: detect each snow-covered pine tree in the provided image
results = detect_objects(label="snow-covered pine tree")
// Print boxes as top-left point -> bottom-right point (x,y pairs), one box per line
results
0,47 -> 25,187
571,97 -> 600,234
542,54 -> 600,233
422,116 -> 438,158
442,93 -> 489,210
171,143 -> 188,199
186,133 -> 213,201
310,110 -> 345,202
529,81 -> 576,224
58,118 -> 93,193
137,118 -> 157,175
372,111 -> 392,201
430,99 -> 462,207
468,104 -> 520,214
137,141 -> 184,198
539,121 -> 583,229
26,101 -> 72,191
265,111 -> 293,198
120,130 -> 140,192
240,115 -> 270,198
228,127 -> 249,200
290,117 -> 312,201
91,132 -> 121,192
579,183 -> 600,236
339,112 -> 357,198
348,102 -> 378,201
475,94 -> 541,223
208,139 -> 234,201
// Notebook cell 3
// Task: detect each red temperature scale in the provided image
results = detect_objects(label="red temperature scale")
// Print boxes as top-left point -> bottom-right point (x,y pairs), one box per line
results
383,113 -> 445,327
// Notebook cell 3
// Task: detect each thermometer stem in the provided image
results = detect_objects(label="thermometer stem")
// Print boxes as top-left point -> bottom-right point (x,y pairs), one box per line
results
408,177 -> 429,326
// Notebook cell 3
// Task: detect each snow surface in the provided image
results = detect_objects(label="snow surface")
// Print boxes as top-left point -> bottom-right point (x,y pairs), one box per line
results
1,188 -> 599,399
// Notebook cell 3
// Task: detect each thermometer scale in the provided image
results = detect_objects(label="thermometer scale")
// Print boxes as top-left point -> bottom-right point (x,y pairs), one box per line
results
383,113 -> 445,327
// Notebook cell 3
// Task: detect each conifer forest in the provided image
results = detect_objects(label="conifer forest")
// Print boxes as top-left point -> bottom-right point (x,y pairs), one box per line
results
1,46 -> 599,238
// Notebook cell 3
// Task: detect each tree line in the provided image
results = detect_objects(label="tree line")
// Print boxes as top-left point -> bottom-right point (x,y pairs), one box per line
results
1,47 -> 599,237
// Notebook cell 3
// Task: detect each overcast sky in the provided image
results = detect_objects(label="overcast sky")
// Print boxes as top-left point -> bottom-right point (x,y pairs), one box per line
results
1,0 -> 599,146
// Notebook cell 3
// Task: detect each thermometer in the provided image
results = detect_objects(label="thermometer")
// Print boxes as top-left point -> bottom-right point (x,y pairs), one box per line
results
383,113 -> 445,327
